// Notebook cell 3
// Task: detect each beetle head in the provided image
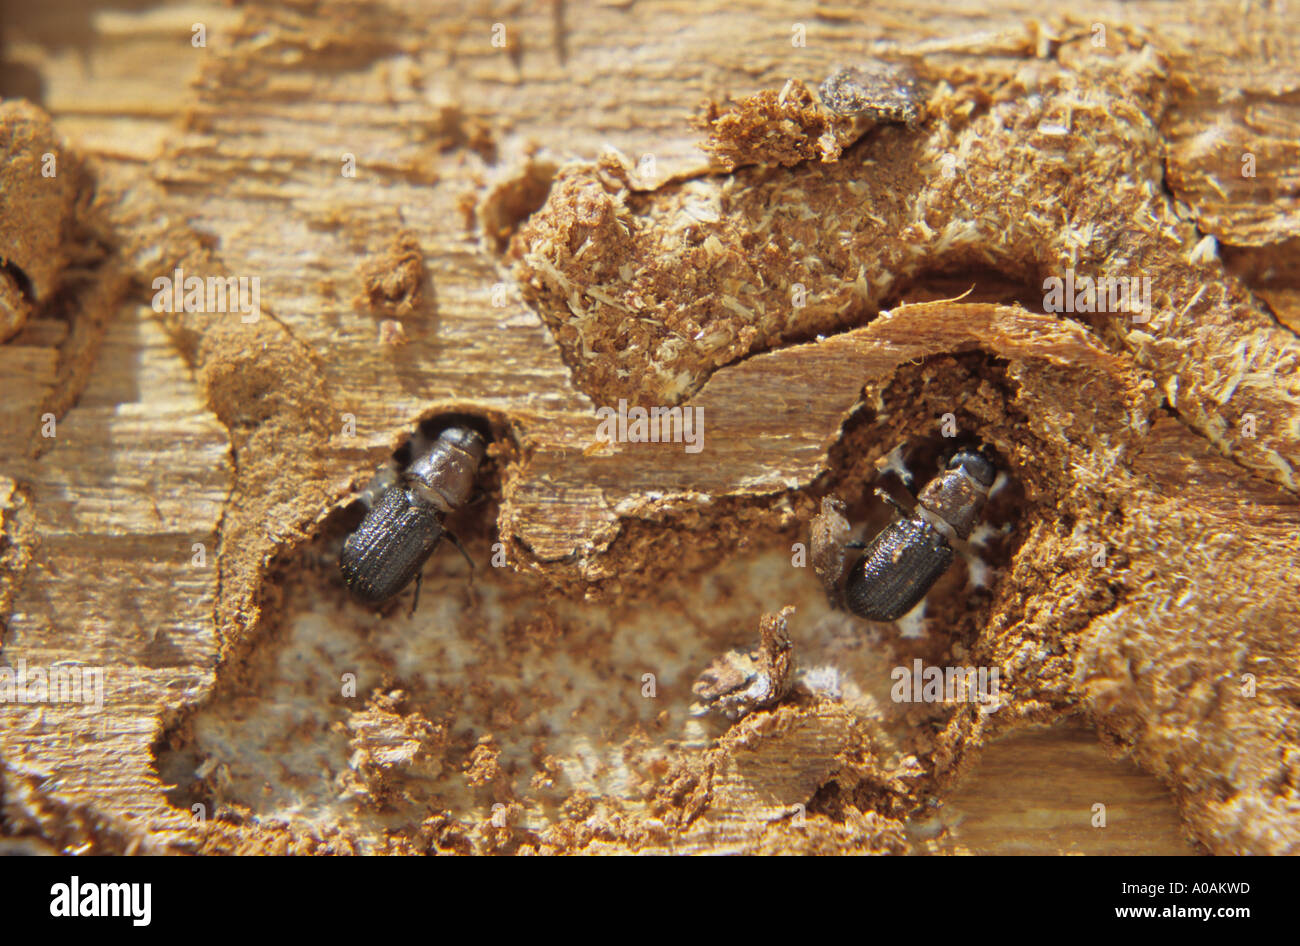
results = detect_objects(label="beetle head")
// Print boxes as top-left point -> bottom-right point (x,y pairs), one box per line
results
947,447 -> 996,487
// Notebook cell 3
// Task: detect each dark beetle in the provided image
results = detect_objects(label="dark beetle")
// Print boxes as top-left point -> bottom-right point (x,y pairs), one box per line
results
340,426 -> 486,608
813,448 -> 995,621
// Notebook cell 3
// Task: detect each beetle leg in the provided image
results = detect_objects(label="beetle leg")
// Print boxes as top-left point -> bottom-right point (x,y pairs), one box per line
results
874,487 -> 914,518
409,572 -> 422,617
445,530 -> 475,572
357,463 -> 399,510
874,442 -> 916,494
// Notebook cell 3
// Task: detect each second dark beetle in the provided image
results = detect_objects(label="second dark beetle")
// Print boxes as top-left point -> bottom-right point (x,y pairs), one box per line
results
814,448 -> 996,621
340,425 -> 486,608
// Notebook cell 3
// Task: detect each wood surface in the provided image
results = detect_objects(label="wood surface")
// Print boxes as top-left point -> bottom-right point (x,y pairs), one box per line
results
1,0 -> 1297,855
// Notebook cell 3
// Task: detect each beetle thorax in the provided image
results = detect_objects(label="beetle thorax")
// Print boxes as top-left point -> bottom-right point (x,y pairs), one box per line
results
407,429 -> 485,512
916,466 -> 989,540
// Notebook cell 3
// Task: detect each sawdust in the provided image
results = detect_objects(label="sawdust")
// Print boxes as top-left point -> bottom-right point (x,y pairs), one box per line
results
516,42 -> 1299,494
0,100 -> 126,453
691,606 -> 796,720
356,229 -> 428,317
335,688 -> 448,809
0,101 -> 80,342
696,79 -> 838,170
